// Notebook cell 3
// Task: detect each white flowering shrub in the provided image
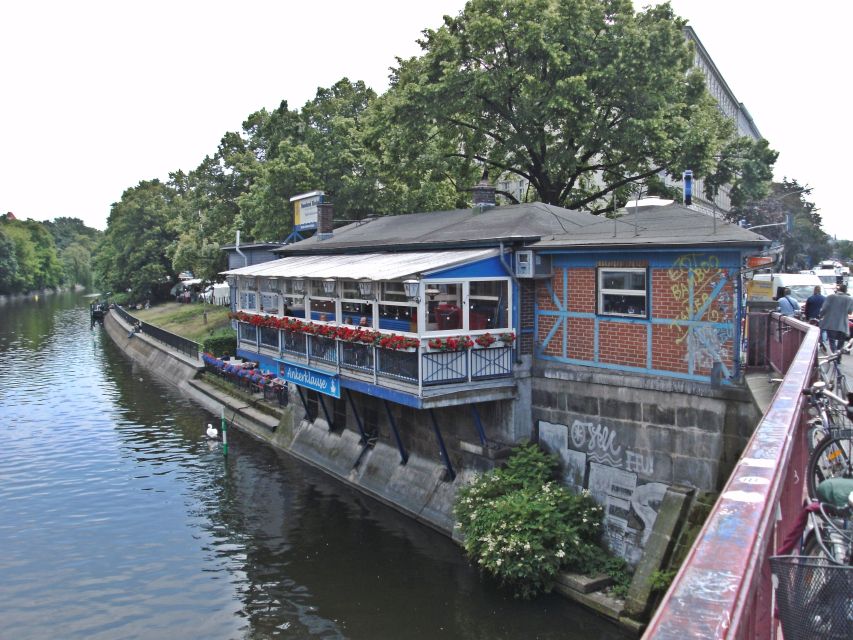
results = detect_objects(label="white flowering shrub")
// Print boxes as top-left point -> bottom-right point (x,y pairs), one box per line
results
454,443 -> 609,599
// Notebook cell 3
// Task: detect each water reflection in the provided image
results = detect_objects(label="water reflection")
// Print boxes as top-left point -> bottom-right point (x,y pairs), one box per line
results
0,292 -> 628,639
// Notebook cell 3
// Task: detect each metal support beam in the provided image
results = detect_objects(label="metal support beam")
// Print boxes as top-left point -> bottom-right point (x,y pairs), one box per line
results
429,409 -> 456,481
346,389 -> 368,445
470,404 -> 487,446
296,386 -> 312,422
383,399 -> 408,465
317,394 -> 334,431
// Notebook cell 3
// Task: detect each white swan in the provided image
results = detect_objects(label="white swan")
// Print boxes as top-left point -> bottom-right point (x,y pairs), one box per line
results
206,423 -> 218,440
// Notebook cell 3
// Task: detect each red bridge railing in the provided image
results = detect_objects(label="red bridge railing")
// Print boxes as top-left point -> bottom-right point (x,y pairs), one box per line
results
644,313 -> 819,639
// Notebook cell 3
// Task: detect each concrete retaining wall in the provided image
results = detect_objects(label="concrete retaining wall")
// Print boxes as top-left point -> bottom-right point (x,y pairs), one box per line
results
531,362 -> 760,567
104,310 -> 477,535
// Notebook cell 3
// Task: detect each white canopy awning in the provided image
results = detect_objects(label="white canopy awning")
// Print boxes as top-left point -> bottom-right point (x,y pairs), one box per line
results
222,249 -> 499,281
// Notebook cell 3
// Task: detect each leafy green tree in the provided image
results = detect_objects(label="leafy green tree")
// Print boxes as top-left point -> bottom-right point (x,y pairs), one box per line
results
42,217 -> 101,251
94,180 -> 178,301
0,228 -> 19,294
0,219 -> 63,291
380,0 -> 774,211
729,179 -> 829,270
41,217 -> 101,287
61,242 -> 93,288
833,240 -> 853,262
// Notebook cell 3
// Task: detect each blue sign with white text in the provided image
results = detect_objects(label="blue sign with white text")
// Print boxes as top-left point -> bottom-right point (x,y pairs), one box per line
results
282,362 -> 340,398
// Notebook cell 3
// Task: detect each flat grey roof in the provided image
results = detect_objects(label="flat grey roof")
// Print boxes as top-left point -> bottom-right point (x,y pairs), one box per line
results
277,203 -> 600,254
532,203 -> 769,249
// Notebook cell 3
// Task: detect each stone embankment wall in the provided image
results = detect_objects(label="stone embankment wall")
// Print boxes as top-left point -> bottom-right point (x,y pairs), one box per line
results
532,363 -> 760,568
103,311 -> 477,536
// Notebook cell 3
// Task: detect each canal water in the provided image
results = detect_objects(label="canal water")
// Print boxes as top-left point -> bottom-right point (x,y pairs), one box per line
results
0,292 -> 628,640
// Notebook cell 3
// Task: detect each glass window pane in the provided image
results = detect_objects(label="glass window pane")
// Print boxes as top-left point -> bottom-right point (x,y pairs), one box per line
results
470,280 -> 508,329
601,294 -> 646,316
381,281 -> 408,303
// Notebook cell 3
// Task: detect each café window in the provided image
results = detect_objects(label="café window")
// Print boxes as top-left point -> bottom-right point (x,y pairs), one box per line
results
426,283 -> 463,331
260,292 -> 279,314
240,291 -> 258,311
469,280 -> 509,330
381,281 -> 409,303
598,268 -> 647,317
308,279 -> 336,322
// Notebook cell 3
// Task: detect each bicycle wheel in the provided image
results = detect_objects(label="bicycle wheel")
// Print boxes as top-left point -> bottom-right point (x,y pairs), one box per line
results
807,430 -> 853,499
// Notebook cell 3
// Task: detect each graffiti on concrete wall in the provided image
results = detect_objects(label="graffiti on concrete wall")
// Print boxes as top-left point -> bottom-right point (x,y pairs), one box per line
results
667,253 -> 733,374
539,419 -> 667,565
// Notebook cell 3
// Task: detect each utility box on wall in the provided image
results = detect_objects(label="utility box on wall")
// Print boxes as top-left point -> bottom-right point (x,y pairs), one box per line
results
514,250 -> 552,278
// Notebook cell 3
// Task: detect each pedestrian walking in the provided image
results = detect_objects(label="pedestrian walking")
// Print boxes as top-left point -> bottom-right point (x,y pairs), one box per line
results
777,287 -> 800,317
804,285 -> 825,321
819,283 -> 853,357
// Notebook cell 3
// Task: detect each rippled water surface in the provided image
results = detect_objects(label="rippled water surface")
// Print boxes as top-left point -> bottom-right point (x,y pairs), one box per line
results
0,293 -> 628,639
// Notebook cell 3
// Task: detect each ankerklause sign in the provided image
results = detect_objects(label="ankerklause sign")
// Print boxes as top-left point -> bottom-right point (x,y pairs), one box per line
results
281,361 -> 340,398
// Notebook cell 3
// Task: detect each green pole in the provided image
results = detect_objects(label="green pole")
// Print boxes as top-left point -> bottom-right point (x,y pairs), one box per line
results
221,406 -> 228,456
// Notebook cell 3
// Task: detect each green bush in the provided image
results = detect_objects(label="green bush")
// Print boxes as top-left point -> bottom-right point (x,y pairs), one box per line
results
202,330 -> 237,357
454,442 -> 613,599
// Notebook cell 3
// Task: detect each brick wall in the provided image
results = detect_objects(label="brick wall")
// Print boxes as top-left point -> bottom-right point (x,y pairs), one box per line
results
534,260 -> 737,381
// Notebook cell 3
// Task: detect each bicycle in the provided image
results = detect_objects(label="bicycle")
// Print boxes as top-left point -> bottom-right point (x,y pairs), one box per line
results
817,344 -> 850,398
771,480 -> 853,639
804,381 -> 842,453
808,422 -> 853,500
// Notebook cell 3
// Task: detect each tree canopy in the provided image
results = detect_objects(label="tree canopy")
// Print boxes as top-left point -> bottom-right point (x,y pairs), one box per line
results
380,0 -> 775,211
0,217 -> 65,293
729,179 -> 829,271
93,180 -> 178,301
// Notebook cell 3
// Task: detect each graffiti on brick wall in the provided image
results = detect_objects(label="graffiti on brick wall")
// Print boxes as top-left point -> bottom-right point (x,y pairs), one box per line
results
539,419 -> 667,565
667,253 -> 733,374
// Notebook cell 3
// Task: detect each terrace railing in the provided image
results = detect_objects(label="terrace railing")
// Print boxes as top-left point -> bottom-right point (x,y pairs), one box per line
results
237,322 -> 515,393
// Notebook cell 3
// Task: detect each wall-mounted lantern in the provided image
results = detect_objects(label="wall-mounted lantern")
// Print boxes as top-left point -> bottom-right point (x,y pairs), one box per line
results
403,279 -> 420,302
267,277 -> 279,292
323,278 -> 337,296
292,278 -> 305,295
358,279 -> 374,299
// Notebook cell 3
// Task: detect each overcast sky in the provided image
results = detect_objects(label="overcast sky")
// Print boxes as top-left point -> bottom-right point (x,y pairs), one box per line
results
1,1 -> 848,240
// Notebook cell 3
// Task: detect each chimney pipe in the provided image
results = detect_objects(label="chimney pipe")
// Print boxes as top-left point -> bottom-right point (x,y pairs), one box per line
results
472,175 -> 496,212
317,202 -> 334,240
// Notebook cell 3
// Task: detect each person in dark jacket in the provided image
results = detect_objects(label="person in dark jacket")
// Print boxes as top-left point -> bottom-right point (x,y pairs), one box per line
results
819,284 -> 853,357
804,285 -> 825,321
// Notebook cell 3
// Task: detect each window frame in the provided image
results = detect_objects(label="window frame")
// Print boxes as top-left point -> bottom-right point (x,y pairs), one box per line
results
597,267 -> 649,319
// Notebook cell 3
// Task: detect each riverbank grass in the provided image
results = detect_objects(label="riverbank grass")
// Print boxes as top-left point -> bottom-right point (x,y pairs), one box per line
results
134,303 -> 232,343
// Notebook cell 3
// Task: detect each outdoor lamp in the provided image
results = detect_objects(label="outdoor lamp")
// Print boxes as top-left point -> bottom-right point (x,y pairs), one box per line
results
358,279 -> 374,299
292,278 -> 305,295
323,278 -> 337,296
403,279 -> 420,302
267,277 -> 279,292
